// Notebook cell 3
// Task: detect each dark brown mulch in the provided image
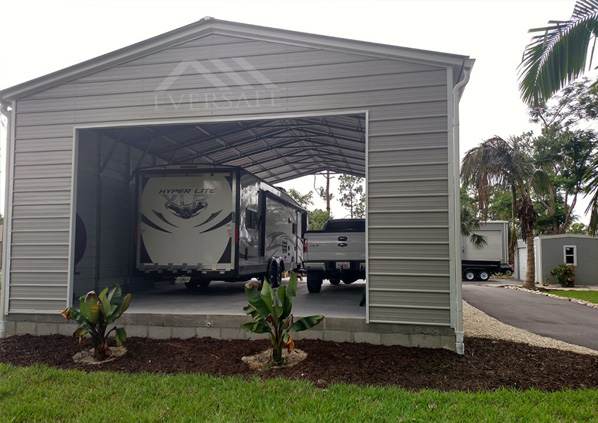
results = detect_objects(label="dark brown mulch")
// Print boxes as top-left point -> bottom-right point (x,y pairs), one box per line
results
1,334 -> 597,391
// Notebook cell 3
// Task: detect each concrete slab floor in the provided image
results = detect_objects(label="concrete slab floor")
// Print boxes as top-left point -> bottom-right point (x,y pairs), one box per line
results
127,278 -> 366,319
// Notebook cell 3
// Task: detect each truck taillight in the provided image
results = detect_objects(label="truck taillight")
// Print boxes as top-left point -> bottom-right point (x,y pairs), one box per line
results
235,225 -> 239,244
303,238 -> 307,253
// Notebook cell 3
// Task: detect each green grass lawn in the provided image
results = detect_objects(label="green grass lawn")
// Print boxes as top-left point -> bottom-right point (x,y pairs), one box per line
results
1,364 -> 598,422
546,290 -> 598,304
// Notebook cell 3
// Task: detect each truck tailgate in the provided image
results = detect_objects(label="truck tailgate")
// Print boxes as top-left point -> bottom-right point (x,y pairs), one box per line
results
305,232 -> 365,262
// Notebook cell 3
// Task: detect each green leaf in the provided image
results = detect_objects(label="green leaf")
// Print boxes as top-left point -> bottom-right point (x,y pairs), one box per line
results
241,321 -> 271,334
260,279 -> 274,315
284,288 -> 296,319
115,327 -> 126,346
108,285 -> 122,304
98,286 -> 109,301
100,294 -> 111,322
79,297 -> 90,321
243,304 -> 266,321
110,293 -> 132,320
245,283 -> 270,318
288,315 -> 324,332
277,285 -> 292,319
287,272 -> 297,299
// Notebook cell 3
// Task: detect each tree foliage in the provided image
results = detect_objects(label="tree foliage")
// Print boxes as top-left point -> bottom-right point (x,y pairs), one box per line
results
461,136 -> 553,289
287,188 -> 314,209
568,222 -> 590,234
338,175 -> 365,218
307,209 -> 331,231
519,0 -> 598,106
529,79 -> 598,234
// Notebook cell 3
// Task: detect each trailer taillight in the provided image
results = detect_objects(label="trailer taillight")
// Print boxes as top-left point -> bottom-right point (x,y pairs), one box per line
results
303,238 -> 307,253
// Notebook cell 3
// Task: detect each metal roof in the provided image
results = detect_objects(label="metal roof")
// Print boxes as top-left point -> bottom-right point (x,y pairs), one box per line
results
0,17 -> 473,103
0,18 -> 470,183
94,113 -> 366,184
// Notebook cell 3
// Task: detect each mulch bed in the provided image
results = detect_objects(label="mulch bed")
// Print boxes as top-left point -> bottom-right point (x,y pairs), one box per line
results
1,335 -> 597,391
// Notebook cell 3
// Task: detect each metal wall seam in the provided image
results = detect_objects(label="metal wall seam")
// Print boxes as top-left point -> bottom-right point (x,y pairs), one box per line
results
370,304 -> 450,310
369,288 -> 451,294
0,100 -> 15,332
365,109 -> 370,324
66,128 -> 79,307
368,320 -> 451,327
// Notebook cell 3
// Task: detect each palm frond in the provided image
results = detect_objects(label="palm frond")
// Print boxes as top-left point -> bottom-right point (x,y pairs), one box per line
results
519,0 -> 598,106
531,168 -> 555,198
469,233 -> 489,249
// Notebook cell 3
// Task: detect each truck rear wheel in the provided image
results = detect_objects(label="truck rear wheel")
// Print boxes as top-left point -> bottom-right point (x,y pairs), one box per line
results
463,270 -> 476,281
478,270 -> 490,281
307,272 -> 322,293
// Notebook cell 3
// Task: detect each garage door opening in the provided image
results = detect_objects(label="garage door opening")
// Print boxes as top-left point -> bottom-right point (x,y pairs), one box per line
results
72,113 -> 366,318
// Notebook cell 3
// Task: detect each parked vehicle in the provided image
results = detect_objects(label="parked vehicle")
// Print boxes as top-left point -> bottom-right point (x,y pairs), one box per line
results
462,221 -> 512,281
461,260 -> 513,281
303,219 -> 366,293
135,165 -> 307,289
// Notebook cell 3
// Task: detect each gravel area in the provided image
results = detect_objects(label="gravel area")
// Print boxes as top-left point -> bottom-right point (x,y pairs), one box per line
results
463,300 -> 598,355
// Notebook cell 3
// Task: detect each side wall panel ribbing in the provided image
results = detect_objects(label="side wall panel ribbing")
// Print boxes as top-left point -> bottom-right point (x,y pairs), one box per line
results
8,34 -> 451,328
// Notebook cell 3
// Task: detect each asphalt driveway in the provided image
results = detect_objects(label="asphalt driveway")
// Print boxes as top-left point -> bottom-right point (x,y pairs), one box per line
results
462,283 -> 598,351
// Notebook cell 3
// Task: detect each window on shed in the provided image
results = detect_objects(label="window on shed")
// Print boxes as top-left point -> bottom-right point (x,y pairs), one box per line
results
563,245 -> 577,266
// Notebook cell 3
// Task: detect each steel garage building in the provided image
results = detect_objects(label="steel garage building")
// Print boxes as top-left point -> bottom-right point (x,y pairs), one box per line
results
0,18 -> 473,352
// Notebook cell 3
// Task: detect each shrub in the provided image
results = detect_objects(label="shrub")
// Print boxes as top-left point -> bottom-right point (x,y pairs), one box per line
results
61,285 -> 131,361
241,272 -> 324,366
550,264 -> 576,287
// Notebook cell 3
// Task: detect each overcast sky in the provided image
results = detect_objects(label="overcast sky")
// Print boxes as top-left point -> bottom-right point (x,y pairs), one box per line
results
0,0 -> 584,219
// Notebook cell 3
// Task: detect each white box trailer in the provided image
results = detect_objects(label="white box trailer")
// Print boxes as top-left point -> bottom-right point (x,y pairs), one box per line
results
136,165 -> 306,288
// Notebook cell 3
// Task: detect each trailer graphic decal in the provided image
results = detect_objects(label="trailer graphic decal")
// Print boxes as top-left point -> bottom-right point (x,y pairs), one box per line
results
199,212 -> 233,234
163,194 -> 209,219
153,210 -> 178,228
194,210 -> 222,228
218,238 -> 232,263
141,214 -> 172,234
138,172 -> 235,271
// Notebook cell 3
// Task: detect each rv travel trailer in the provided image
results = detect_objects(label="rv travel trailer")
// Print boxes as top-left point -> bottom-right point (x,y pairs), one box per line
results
136,165 -> 307,289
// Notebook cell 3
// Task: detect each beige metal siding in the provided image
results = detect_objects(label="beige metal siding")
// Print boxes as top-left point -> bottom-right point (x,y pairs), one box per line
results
7,33 -> 451,323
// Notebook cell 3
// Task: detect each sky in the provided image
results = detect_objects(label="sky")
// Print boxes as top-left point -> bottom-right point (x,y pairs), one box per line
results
0,0 -> 585,220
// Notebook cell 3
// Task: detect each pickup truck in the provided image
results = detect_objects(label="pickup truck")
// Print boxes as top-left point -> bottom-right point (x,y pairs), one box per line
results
303,219 -> 366,293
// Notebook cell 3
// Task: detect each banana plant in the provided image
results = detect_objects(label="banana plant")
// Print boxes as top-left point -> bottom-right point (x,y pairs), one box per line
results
241,272 -> 324,366
61,285 -> 131,361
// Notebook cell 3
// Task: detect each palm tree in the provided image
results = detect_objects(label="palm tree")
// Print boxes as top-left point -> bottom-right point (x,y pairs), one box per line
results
519,1 -> 598,234
461,137 -> 553,289
460,188 -> 488,249
519,0 -> 598,106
